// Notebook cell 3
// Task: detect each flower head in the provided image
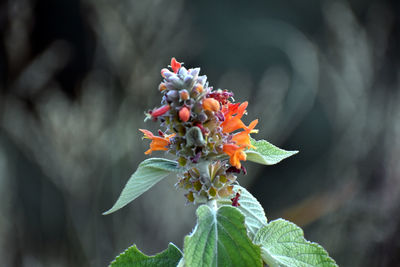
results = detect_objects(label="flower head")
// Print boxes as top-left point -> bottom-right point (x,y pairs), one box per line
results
141,57 -> 259,203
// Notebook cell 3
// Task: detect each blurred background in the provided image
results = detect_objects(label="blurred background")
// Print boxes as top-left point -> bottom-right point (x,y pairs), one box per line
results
1,0 -> 400,266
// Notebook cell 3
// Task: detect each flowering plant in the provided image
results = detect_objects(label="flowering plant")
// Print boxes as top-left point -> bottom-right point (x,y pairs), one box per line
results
104,58 -> 337,267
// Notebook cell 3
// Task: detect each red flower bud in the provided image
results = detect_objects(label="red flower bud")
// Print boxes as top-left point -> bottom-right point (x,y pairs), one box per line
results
231,191 -> 241,207
179,106 -> 190,122
151,105 -> 170,118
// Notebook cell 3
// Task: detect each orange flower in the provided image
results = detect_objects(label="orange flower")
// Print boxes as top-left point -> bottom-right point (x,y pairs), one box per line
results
231,119 -> 258,148
221,102 -> 248,133
139,129 -> 175,155
223,144 -> 247,169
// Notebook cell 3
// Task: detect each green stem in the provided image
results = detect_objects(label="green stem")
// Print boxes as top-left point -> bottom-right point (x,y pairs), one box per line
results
207,199 -> 218,211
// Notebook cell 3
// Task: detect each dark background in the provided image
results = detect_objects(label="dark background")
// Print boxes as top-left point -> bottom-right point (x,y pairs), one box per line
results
1,0 -> 400,266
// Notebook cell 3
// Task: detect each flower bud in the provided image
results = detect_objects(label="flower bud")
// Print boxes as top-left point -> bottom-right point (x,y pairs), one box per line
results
179,89 -> 189,101
189,67 -> 200,78
161,68 -> 171,78
167,76 -> 183,88
158,83 -> 167,92
166,90 -> 179,102
165,82 -> 176,90
202,98 -> 220,112
184,99 -> 195,106
208,187 -> 217,197
197,75 -> 207,85
179,106 -> 191,122
215,111 -> 224,121
178,157 -> 187,167
185,126 -> 205,147
194,83 -> 203,93
190,88 -> 200,98
186,191 -> 194,202
151,105 -> 170,118
183,75 -> 193,87
178,66 -> 188,76
197,112 -> 208,123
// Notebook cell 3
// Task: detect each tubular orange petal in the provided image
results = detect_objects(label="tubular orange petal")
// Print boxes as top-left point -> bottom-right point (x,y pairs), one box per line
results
171,57 -> 181,73
139,129 -> 155,139
231,119 -> 258,148
221,117 -> 247,133
139,129 -> 175,154
221,101 -> 249,133
222,103 -> 240,118
223,144 -> 247,169
246,119 -> 259,131
235,102 -> 248,117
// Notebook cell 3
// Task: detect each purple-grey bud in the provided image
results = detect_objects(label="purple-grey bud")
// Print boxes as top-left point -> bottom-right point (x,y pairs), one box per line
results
189,68 -> 200,78
165,82 -> 176,90
197,75 -> 207,85
183,75 -> 193,87
184,99 -> 195,107
163,71 -> 174,79
168,76 -> 184,88
198,112 -> 208,123
166,90 -> 179,101
178,67 -> 188,76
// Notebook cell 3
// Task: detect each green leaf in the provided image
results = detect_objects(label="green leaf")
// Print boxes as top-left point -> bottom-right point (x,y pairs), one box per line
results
184,204 -> 262,267
110,243 -> 182,267
253,219 -> 338,267
245,138 -> 298,165
103,158 -> 180,215
217,185 -> 268,240
176,257 -> 185,267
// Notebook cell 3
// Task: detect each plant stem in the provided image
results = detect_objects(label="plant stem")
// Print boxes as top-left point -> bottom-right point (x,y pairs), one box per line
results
207,199 -> 218,211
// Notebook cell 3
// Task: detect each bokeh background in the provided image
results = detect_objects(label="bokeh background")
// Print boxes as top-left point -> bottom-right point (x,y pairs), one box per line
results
1,0 -> 400,266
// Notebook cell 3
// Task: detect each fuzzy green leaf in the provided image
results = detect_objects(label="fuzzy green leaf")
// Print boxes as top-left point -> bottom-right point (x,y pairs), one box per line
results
103,158 -> 179,215
246,138 -> 298,165
217,185 -> 268,240
110,243 -> 182,267
254,219 -> 338,267
184,205 -> 262,267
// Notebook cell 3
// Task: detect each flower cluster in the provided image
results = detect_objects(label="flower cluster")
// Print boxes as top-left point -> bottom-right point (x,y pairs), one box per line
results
141,58 -> 258,203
